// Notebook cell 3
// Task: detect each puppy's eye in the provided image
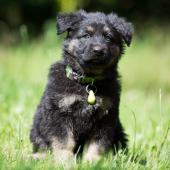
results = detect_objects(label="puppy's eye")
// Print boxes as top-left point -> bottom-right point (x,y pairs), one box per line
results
104,34 -> 112,42
82,33 -> 91,39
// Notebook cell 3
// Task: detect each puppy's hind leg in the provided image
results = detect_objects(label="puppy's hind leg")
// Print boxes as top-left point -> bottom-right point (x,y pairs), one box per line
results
31,140 -> 48,160
30,128 -> 48,160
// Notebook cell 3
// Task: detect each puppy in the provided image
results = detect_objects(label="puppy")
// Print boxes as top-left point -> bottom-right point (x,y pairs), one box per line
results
30,10 -> 133,163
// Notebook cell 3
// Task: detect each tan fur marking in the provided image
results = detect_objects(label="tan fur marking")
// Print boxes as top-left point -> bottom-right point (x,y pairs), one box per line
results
68,39 -> 79,52
32,153 -> 46,160
51,131 -> 75,163
58,94 -> 82,109
84,142 -> 104,162
52,136 -> 63,150
66,131 -> 75,151
103,26 -> 111,33
86,26 -> 94,33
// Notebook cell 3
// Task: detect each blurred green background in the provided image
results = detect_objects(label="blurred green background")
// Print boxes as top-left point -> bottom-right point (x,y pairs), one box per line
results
0,0 -> 170,169
0,0 -> 170,41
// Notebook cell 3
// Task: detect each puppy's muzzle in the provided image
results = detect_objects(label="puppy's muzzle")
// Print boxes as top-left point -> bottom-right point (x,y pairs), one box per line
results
83,44 -> 107,64
92,45 -> 106,56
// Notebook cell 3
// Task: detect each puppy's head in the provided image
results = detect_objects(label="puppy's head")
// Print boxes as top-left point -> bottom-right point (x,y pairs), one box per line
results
57,10 -> 134,75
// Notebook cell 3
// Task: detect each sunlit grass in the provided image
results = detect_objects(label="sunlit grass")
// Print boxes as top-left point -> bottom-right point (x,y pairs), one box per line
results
0,22 -> 170,169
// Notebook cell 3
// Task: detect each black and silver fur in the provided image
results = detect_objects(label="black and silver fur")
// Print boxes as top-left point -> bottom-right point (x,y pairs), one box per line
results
30,10 -> 133,162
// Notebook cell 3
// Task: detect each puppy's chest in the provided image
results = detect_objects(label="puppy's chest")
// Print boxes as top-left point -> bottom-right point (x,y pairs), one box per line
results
58,92 -> 113,117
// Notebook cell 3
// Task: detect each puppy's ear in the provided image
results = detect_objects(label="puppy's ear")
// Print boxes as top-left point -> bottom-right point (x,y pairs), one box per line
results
56,10 -> 85,35
108,13 -> 134,46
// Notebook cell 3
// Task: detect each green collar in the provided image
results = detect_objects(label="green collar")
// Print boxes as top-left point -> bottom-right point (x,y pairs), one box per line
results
66,65 -> 104,84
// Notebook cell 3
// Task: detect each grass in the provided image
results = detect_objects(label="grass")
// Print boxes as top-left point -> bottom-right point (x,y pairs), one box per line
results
0,22 -> 170,169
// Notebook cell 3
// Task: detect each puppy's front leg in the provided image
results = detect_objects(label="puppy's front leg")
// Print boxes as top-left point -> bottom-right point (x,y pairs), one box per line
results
83,140 -> 105,162
81,103 -> 100,117
51,131 -> 76,164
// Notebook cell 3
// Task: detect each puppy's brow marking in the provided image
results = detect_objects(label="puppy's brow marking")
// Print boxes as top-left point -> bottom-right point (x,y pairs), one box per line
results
86,26 -> 94,33
103,26 -> 111,33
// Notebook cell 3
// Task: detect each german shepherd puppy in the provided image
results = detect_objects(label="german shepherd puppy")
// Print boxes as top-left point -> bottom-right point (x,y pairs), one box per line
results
30,10 -> 133,163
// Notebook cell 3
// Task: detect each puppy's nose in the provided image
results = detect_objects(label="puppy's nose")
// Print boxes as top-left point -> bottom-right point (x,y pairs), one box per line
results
93,45 -> 105,56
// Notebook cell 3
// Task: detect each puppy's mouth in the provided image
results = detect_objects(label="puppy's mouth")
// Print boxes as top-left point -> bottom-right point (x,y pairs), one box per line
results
83,58 -> 107,66
78,55 -> 111,75
80,54 -> 109,68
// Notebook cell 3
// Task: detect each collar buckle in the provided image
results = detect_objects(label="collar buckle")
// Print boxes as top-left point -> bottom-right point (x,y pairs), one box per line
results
65,65 -> 104,84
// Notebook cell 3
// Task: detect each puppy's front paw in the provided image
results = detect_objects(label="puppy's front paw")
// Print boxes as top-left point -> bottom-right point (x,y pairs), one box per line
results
83,142 -> 102,163
84,152 -> 101,163
32,152 -> 47,160
53,150 -> 76,169
82,104 -> 99,116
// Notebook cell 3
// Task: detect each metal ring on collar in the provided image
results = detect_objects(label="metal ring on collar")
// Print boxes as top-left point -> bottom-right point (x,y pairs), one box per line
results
86,84 -> 97,94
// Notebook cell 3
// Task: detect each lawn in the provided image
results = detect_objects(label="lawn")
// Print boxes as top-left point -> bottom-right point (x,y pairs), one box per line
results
0,22 -> 170,170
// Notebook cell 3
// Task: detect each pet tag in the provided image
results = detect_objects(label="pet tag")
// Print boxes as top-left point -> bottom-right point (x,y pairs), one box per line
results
87,90 -> 96,105
86,84 -> 97,105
